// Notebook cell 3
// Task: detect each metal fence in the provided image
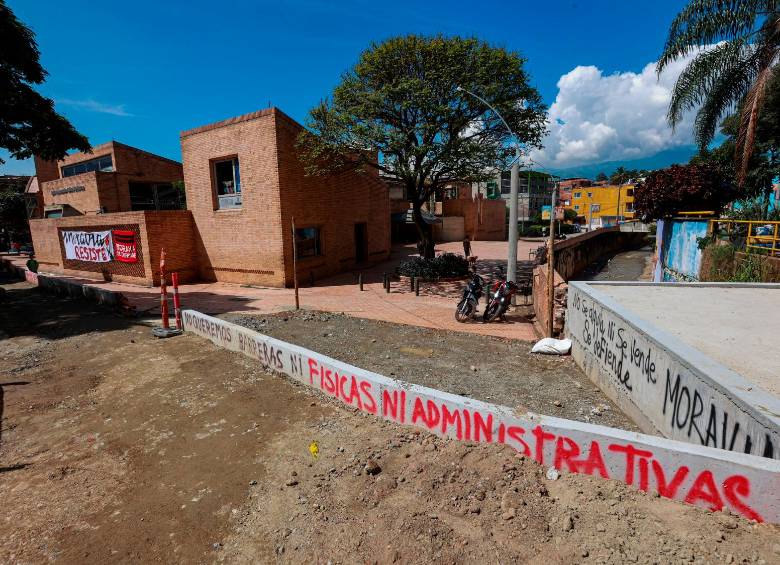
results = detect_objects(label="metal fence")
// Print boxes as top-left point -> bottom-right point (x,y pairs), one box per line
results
710,219 -> 780,257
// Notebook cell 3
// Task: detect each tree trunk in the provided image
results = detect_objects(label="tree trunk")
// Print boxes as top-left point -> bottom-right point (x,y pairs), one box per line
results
412,202 -> 435,259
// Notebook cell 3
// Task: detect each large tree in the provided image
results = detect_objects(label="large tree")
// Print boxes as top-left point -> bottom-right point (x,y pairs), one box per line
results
298,35 -> 547,258
0,0 -> 90,166
691,69 -> 780,216
659,0 -> 779,184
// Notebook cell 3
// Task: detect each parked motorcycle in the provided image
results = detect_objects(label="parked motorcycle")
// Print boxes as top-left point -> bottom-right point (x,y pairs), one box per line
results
455,273 -> 485,322
483,280 -> 519,322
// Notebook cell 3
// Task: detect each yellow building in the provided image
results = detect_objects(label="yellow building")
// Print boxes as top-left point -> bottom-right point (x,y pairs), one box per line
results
567,184 -> 636,229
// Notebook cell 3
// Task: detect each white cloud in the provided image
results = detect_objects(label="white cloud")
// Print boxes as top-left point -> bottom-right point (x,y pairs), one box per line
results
58,98 -> 134,117
530,53 -> 699,170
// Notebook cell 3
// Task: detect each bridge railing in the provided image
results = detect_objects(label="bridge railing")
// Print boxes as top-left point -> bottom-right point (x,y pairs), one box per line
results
711,219 -> 780,257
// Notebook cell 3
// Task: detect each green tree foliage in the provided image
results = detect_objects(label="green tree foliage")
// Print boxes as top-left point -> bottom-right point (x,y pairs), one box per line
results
0,176 -> 30,244
0,1 -> 90,165
659,0 -> 780,184
634,163 -> 735,219
298,35 -> 547,258
608,167 -> 648,184
595,171 -> 608,182
691,71 -> 780,217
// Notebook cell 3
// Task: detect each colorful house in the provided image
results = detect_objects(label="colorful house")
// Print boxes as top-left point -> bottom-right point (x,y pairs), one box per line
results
567,184 -> 636,229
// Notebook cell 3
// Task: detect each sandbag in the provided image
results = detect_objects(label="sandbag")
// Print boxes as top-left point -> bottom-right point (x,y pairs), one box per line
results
531,337 -> 572,355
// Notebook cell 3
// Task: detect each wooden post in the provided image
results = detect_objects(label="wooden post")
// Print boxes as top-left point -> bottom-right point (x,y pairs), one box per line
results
358,273 -> 363,291
160,248 -> 169,329
547,180 -> 557,337
415,278 -> 420,296
410,275 -> 415,292
291,218 -> 300,310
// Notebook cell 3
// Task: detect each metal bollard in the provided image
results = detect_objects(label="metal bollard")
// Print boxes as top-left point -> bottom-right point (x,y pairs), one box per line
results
358,273 -> 363,291
385,274 -> 390,293
410,275 -> 415,292
383,272 -> 388,289
415,278 -> 420,296
160,249 -> 169,329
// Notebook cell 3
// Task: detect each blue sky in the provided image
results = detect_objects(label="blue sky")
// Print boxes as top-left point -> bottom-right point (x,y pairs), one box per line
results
3,0 -> 693,176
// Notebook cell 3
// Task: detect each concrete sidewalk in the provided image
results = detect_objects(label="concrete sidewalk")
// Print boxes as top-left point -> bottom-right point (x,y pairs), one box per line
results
6,241 -> 545,341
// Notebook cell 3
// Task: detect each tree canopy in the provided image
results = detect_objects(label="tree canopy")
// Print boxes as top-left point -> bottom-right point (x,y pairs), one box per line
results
634,163 -> 735,220
0,0 -> 90,165
659,0 -> 779,184
298,35 -> 547,257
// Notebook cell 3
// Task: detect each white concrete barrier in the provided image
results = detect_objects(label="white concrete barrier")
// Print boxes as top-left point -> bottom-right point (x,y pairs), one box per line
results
181,309 -> 780,524
567,282 -> 780,462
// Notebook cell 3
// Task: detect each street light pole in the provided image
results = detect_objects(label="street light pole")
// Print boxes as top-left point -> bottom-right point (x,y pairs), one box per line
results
455,86 -> 520,286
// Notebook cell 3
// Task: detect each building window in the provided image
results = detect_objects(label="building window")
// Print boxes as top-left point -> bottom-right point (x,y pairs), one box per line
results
213,157 -> 241,209
61,155 -> 113,177
574,205 -> 580,211
591,204 -> 601,213
626,188 -> 634,196
626,202 -> 634,212
295,227 -> 322,257
573,192 -> 581,199
587,192 -> 593,198
129,182 -> 182,211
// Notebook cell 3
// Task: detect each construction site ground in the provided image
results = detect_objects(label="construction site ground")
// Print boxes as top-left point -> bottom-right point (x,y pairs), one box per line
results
1,276 -> 779,564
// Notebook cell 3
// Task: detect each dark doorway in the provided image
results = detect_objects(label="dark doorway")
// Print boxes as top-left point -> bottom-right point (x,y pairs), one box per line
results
354,223 -> 368,263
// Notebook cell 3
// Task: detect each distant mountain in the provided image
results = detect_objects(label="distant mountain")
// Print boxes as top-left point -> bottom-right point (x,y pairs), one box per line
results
548,146 -> 698,180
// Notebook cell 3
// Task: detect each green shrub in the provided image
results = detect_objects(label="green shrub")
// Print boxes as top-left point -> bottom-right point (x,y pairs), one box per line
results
398,252 -> 469,280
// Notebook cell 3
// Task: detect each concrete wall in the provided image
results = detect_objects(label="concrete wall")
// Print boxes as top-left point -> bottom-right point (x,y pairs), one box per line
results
567,281 -> 780,461
553,228 -> 648,281
182,309 -> 780,524
657,219 -> 709,282
532,228 -> 648,336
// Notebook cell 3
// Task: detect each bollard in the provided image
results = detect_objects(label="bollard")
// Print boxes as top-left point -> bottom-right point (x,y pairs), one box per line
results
172,272 -> 182,330
415,278 -> 420,296
160,249 -> 169,329
383,272 -> 388,289
385,274 -> 390,293
410,275 -> 415,292
358,273 -> 364,291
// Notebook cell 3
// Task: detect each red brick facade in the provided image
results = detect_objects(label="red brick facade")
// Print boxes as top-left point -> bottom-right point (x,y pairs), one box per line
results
29,109 -> 391,288
181,107 -> 390,287
36,141 -> 183,214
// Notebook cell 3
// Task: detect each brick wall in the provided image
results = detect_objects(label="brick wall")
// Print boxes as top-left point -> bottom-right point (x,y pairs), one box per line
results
275,110 -> 390,286
29,210 -> 196,286
180,109 -> 287,286
180,107 -> 391,288
442,198 -> 506,241
36,142 -> 183,215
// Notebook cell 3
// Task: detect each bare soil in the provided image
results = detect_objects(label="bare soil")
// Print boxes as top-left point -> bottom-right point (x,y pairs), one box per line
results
225,310 -> 638,431
1,275 -> 779,564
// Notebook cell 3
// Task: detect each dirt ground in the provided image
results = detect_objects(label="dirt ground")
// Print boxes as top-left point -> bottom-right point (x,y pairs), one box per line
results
225,311 -> 638,431
1,276 -> 780,564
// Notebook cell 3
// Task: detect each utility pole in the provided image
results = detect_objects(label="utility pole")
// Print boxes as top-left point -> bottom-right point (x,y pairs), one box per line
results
546,178 -> 557,337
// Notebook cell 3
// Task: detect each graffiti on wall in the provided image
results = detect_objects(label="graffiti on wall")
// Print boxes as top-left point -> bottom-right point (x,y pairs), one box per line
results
659,219 -> 709,282
182,309 -> 780,523
568,285 -> 778,461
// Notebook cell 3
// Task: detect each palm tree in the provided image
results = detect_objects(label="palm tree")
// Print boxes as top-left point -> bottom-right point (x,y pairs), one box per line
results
659,0 -> 780,184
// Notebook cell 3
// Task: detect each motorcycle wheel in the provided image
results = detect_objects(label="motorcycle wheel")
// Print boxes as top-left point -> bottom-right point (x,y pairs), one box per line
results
482,300 -> 502,322
455,299 -> 473,323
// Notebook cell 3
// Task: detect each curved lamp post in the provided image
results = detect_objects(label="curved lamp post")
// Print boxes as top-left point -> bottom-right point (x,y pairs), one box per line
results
455,86 -> 522,288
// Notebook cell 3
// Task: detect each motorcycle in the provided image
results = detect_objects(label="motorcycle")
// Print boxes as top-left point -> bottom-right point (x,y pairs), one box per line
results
454,273 -> 485,322
483,280 -> 519,322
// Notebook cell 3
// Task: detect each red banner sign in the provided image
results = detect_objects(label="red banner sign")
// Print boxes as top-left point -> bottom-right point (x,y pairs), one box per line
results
112,230 -> 138,263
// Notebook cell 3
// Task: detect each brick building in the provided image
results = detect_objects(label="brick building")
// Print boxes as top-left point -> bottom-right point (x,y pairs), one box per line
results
27,108 -> 391,288
180,107 -> 390,287
34,141 -> 184,217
